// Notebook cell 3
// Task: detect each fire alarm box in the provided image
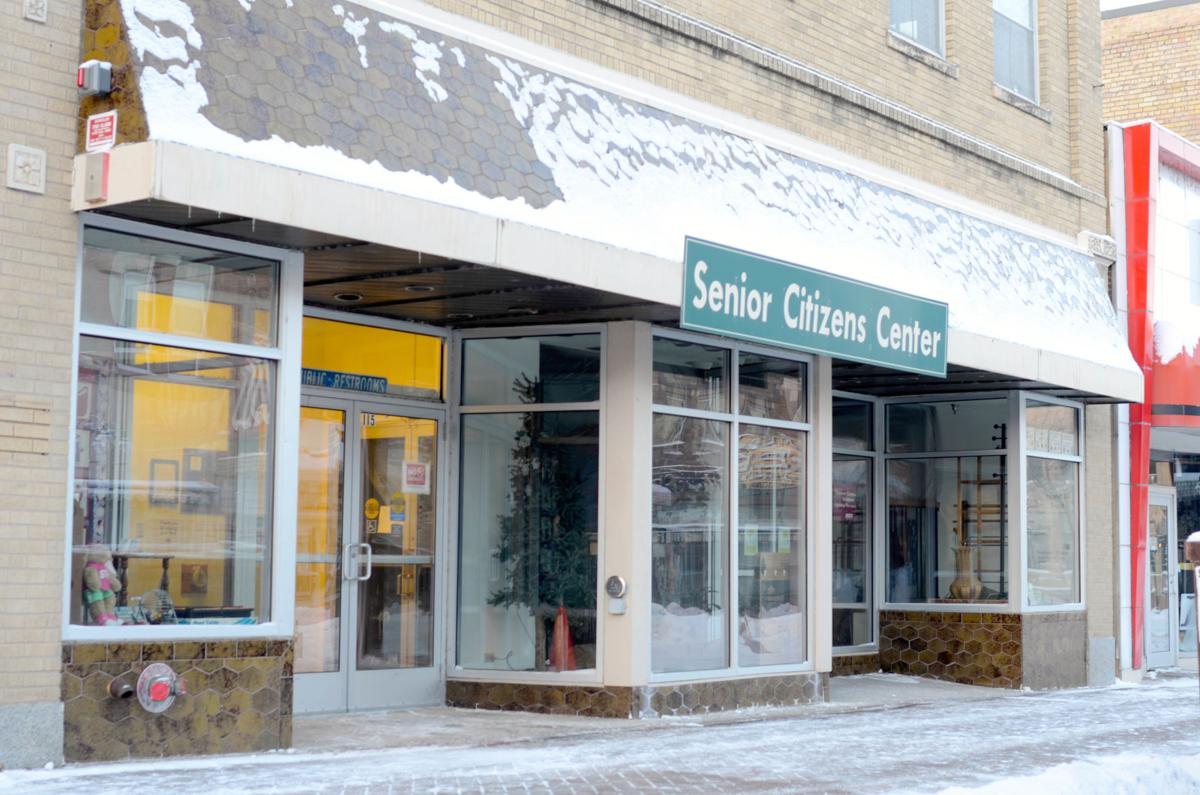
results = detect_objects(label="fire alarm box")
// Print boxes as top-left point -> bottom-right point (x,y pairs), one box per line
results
77,60 -> 112,97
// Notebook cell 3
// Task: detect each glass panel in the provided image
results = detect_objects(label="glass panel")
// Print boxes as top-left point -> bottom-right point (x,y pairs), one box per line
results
738,425 -> 806,667
653,338 -> 728,412
302,317 -> 442,400
651,414 -> 728,672
72,336 -> 275,626
295,407 -> 344,674
738,353 -> 806,422
461,335 -> 601,405
358,415 -> 438,670
1148,504 -> 1172,654
891,0 -> 942,54
994,0 -> 1033,27
833,397 -> 873,451
1026,401 -> 1078,456
81,227 -> 278,347
458,412 -> 599,671
994,7 -> 1036,100
887,456 -> 1008,604
1026,457 -> 1079,606
886,399 -> 1008,454
833,457 -> 871,647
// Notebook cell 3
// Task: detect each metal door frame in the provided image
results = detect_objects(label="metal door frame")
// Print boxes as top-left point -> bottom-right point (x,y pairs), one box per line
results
1146,485 -> 1180,669
295,391 -> 448,712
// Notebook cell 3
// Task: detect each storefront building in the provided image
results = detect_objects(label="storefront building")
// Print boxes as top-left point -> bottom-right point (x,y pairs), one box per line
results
2,0 -> 1137,768
1109,120 -> 1200,673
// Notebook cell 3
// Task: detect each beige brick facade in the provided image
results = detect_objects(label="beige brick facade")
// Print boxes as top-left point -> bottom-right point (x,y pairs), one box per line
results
1102,3 -> 1200,143
423,0 -> 1108,235
0,0 -> 81,767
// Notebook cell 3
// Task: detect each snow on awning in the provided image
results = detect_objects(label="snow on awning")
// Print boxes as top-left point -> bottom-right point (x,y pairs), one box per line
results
99,0 -> 1140,399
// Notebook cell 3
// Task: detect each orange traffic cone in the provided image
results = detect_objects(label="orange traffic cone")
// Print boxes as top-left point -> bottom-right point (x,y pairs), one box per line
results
549,604 -> 576,671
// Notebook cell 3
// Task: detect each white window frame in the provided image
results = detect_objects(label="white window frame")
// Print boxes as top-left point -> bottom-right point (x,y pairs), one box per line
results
831,391 -> 882,655
889,0 -> 946,58
447,323 -> 607,685
63,213 -> 303,642
1019,392 -> 1086,612
993,0 -> 1040,103
648,327 -> 816,684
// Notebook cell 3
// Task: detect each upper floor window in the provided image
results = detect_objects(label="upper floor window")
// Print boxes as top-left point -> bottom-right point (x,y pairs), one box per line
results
994,0 -> 1038,101
890,0 -> 944,56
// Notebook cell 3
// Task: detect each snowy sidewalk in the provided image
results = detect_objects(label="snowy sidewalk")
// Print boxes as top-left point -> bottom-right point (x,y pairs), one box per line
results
3,675 -> 1199,794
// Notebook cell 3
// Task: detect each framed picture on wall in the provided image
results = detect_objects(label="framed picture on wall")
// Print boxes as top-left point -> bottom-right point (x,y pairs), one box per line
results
181,448 -> 219,513
149,458 -> 179,505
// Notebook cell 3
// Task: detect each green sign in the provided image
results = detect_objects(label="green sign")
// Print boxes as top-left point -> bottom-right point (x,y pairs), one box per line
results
681,238 -> 948,377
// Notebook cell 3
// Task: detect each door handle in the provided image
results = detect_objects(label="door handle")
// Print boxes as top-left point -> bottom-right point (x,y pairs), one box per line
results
343,542 -> 356,581
356,542 -> 373,581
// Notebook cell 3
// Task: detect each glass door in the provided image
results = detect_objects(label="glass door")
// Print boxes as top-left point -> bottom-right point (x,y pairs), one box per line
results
295,399 -> 443,712
349,407 -> 441,709
1146,487 -> 1179,669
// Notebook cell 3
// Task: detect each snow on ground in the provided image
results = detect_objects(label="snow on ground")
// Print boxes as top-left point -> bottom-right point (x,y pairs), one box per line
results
2,677 -> 1198,793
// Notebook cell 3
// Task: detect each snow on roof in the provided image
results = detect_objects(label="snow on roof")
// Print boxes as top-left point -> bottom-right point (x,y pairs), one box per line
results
116,0 -> 1134,372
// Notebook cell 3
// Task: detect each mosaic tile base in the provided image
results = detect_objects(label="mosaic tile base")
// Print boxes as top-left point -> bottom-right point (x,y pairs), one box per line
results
879,610 -> 1022,687
831,653 -> 881,677
447,672 -> 827,719
879,610 -> 1087,689
62,640 -> 293,763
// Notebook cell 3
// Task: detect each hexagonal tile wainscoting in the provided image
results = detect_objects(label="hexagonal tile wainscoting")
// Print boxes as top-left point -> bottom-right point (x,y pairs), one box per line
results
878,610 -> 1087,688
62,641 -> 293,762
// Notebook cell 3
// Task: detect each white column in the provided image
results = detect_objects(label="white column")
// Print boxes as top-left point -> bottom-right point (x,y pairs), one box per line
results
813,355 -> 833,674
600,321 -> 653,687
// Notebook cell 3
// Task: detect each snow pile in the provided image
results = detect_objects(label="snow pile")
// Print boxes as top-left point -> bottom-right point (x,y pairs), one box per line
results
937,752 -> 1200,795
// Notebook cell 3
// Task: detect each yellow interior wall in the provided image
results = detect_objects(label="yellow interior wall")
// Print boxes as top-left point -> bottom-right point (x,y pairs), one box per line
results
127,379 -> 232,609
302,317 -> 441,397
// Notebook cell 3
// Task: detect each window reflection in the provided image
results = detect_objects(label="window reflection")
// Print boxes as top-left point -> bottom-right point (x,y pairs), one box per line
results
72,336 -> 275,626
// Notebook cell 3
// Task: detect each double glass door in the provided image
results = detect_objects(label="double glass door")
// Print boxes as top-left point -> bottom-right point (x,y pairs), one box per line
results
295,398 -> 442,712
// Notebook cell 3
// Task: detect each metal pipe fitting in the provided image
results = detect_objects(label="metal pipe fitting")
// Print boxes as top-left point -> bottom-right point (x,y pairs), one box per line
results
108,677 -> 135,700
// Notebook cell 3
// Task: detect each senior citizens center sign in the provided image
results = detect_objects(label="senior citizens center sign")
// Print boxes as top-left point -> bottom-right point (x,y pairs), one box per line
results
681,238 -> 949,377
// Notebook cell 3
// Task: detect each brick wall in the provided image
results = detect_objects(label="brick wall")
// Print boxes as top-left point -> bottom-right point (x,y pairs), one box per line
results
1102,3 -> 1200,143
0,0 -> 82,767
422,0 -> 1107,235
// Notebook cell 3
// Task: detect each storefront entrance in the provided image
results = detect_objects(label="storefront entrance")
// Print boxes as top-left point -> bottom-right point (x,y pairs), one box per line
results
1146,486 -> 1180,669
294,397 -> 444,712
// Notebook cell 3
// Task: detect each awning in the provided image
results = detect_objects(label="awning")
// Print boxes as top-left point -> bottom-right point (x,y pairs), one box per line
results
75,0 -> 1141,401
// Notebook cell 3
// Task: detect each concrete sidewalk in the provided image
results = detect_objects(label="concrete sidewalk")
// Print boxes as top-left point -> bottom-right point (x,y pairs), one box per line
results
293,673 -> 1014,754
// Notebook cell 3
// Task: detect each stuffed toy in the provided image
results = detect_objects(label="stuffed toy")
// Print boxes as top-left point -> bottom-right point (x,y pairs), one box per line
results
82,545 -> 122,625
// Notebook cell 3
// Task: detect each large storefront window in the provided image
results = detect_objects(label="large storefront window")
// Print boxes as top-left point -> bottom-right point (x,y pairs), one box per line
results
457,334 -> 601,672
833,395 -> 875,647
651,337 -> 809,674
886,399 -> 1009,604
1024,399 -> 1081,606
71,225 -> 284,628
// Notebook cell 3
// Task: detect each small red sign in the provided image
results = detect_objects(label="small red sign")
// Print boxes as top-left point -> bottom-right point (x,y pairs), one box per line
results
85,110 -> 117,153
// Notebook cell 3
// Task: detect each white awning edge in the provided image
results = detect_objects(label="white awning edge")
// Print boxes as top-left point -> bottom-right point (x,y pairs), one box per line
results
73,142 -> 1142,402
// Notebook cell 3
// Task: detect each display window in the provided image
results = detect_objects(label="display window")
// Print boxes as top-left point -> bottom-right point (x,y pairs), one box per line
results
882,392 -> 1085,611
455,332 -> 602,674
833,395 -> 876,649
650,332 -> 812,675
1023,398 -> 1082,607
68,217 -> 300,637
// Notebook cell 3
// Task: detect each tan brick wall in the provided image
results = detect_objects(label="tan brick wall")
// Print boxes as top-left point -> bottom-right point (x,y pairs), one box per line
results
1102,4 -> 1200,144
0,0 -> 82,706
421,0 -> 1107,235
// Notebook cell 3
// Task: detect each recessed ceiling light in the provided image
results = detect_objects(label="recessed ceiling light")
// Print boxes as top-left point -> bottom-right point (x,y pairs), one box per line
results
506,306 -> 539,316
403,284 -> 436,293
446,312 -> 474,320
333,292 -> 363,303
